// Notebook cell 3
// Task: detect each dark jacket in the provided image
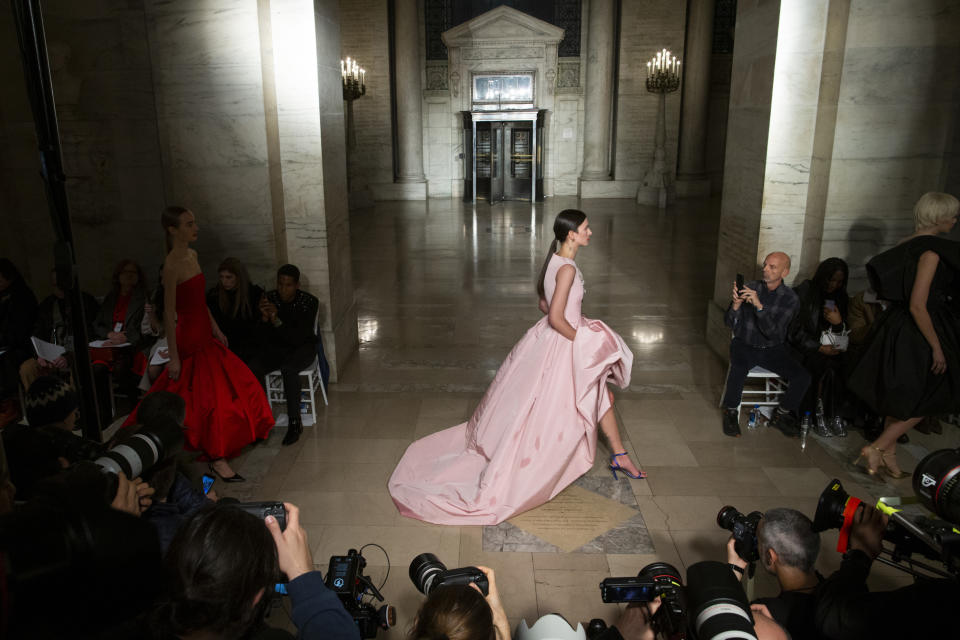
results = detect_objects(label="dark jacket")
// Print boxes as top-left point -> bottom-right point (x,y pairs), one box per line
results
34,291 -> 100,348
93,287 -> 147,348
0,279 -> 39,361
142,472 -> 211,553
261,290 -> 319,349
789,279 -> 847,355
206,283 -> 264,358
813,549 -> 960,639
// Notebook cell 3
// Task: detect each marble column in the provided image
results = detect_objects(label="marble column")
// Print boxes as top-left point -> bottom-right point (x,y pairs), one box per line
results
394,0 -> 426,186
676,0 -> 714,198
580,0 -> 616,182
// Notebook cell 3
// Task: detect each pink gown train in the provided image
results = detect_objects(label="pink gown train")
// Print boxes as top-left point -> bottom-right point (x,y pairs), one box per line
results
388,254 -> 634,525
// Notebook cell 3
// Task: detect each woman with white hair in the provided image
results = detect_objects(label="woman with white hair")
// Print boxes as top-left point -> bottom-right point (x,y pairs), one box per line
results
849,192 -> 960,478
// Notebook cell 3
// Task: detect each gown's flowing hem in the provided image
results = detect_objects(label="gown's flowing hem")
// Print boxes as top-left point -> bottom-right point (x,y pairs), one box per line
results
388,315 -> 633,526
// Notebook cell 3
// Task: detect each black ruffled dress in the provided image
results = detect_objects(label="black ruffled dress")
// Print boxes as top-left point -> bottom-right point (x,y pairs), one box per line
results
848,236 -> 960,419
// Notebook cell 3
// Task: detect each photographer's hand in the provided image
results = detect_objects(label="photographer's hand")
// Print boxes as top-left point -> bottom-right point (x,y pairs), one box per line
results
616,598 -> 661,640
848,504 -> 887,559
727,536 -> 748,578
265,502 -> 314,581
135,478 -> 155,514
110,472 -> 141,517
472,566 -> 510,640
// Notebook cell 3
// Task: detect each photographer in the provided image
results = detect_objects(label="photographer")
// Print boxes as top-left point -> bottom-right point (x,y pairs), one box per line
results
150,501 -> 358,640
407,564 -> 510,640
813,504 -> 960,639
727,508 -> 823,639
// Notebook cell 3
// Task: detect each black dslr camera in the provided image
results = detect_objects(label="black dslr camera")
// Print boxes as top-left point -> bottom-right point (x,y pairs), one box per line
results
717,505 -> 762,563
600,562 -> 686,638
596,561 -> 758,640
326,549 -> 396,638
409,553 -> 489,596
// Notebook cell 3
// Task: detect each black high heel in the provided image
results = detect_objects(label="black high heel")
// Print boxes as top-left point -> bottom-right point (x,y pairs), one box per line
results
208,462 -> 245,483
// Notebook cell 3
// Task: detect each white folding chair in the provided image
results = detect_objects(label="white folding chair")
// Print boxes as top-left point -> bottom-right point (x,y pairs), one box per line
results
720,365 -> 787,420
263,311 -> 328,425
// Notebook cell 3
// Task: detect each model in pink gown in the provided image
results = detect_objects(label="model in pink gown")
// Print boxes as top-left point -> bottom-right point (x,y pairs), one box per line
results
388,253 -> 633,525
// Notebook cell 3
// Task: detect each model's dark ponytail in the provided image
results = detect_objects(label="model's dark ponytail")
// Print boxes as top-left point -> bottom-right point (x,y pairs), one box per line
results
536,209 -> 587,299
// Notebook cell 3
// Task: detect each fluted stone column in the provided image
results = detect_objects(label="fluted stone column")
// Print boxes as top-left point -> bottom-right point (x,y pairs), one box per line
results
676,0 -> 715,198
580,0 -> 616,182
394,0 -> 425,185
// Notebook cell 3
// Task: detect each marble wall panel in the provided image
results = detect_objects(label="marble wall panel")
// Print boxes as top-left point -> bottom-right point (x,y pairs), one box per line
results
821,0 -> 960,284
710,0 -> 781,310
339,0 -> 394,198
832,104 -> 954,160
153,65 -> 267,118
163,115 -> 270,168
167,166 -> 273,226
844,0 -> 958,48
614,0 -> 685,184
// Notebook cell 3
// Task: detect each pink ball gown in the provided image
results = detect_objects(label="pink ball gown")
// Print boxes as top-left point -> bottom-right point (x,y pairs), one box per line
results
388,254 -> 633,525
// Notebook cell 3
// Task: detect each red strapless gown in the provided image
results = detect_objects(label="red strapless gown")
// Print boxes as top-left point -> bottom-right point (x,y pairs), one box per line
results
123,274 -> 274,458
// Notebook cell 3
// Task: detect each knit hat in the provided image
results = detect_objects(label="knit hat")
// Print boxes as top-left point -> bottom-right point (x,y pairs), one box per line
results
25,376 -> 78,427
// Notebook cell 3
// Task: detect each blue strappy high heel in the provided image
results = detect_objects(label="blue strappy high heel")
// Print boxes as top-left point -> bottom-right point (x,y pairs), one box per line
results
610,452 -> 647,479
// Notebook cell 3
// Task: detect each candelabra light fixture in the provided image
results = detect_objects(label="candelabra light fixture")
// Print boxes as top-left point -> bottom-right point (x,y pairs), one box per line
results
639,48 -> 682,210
645,48 -> 681,93
341,56 -> 366,101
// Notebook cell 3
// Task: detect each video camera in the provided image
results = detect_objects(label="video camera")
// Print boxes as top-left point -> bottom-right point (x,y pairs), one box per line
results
596,560 -> 758,640
325,548 -> 397,638
409,552 -> 489,596
812,448 -> 960,580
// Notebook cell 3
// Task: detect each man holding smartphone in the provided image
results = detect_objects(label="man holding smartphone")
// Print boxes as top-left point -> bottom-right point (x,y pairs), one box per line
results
721,252 -> 810,437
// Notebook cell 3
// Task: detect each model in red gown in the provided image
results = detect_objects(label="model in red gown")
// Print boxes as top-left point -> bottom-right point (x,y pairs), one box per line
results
128,273 -> 274,459
123,208 -> 273,472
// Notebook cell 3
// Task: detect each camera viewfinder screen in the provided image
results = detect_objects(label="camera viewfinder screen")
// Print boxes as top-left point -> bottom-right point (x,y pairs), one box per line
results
609,584 -> 654,601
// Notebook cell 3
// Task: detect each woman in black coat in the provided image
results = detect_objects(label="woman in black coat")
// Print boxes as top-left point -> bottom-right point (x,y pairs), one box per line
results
789,257 -> 850,436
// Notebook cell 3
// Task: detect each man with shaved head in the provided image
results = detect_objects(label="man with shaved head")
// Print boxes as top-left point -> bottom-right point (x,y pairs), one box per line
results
721,252 -> 810,437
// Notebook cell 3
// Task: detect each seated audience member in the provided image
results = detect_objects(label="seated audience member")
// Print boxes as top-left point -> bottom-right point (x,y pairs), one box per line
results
727,508 -> 823,639
813,504 -> 960,639
0,258 -> 39,408
150,502 -> 358,640
140,267 -> 168,389
721,252 -> 811,438
788,258 -> 851,437
91,258 -> 149,423
207,257 -> 264,365
407,565 -> 509,640
20,266 -> 100,392
3,376 -> 102,499
248,264 -> 319,446
127,390 -> 215,551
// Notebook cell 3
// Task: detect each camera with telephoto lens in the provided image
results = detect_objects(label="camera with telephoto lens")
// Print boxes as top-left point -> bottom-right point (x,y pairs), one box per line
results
94,418 -> 182,480
409,552 -> 489,596
717,506 -> 762,563
599,562 -> 686,638
813,462 -> 960,580
593,560 -> 757,640
326,548 -> 396,638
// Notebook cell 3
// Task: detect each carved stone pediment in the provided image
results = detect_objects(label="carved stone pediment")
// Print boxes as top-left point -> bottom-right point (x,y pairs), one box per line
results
441,6 -> 564,49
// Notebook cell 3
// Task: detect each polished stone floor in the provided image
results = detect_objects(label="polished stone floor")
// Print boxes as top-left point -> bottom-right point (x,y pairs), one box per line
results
222,196 -> 958,633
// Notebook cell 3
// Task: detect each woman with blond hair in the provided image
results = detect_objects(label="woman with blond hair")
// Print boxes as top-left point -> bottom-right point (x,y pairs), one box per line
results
849,192 -> 960,478
206,257 -> 263,365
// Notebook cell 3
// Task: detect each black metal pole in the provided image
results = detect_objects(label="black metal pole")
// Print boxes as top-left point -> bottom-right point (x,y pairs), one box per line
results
12,0 -> 102,441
